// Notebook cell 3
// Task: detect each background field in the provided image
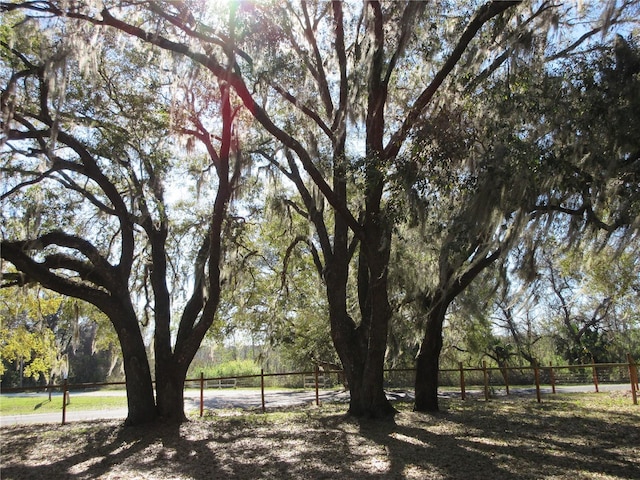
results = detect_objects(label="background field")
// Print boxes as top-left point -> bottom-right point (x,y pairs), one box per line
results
0,394 -> 128,415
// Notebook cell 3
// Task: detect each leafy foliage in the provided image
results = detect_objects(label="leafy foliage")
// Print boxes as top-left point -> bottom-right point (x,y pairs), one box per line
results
0,286 -> 117,386
0,1 -> 254,423
190,359 -> 261,381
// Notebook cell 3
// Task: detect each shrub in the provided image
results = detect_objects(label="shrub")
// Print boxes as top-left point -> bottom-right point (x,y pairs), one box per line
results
189,359 -> 261,381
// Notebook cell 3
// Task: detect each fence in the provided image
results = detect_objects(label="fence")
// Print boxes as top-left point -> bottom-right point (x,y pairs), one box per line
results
1,356 -> 637,425
432,354 -> 639,405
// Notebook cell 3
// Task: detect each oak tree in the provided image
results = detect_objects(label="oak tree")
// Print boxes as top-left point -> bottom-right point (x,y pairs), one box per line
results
1,14 -> 247,424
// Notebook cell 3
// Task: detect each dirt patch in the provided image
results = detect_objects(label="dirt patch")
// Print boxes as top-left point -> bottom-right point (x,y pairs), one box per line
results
1,393 -> 638,479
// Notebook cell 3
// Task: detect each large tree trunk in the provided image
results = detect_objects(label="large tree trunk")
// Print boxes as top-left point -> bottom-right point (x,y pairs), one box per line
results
326,225 -> 395,418
414,241 -> 501,411
330,308 -> 395,418
117,322 -> 157,425
414,302 -> 447,412
345,336 -> 395,418
155,363 -> 188,422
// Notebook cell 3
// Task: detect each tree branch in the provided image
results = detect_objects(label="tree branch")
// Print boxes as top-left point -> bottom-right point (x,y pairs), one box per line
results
1,238 -> 114,310
384,1 -> 520,161
94,6 -> 363,237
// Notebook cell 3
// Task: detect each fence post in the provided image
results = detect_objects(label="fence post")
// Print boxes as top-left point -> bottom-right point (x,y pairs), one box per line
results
591,358 -> 599,393
314,364 -> 320,406
200,372 -> 204,417
62,378 -> 68,425
533,361 -> 541,403
482,361 -> 490,401
459,362 -> 466,401
261,368 -> 266,413
549,363 -> 556,394
628,353 -> 638,406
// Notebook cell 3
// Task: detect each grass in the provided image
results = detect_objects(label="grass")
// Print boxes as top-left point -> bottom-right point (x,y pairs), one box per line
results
0,394 -> 127,415
1,391 -> 638,479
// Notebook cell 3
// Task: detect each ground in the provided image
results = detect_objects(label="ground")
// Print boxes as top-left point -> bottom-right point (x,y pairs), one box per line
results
1,393 -> 639,479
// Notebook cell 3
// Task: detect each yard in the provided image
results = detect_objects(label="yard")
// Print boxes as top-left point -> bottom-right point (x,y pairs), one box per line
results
1,392 -> 638,479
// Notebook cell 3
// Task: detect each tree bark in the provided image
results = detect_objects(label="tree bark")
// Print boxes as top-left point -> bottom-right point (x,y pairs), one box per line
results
326,223 -> 396,418
414,238 -> 504,412
116,320 -> 157,425
414,301 -> 447,412
330,308 -> 395,418
154,363 -> 188,422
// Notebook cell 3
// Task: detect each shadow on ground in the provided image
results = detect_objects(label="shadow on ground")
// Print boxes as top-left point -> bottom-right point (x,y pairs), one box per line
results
1,395 -> 639,479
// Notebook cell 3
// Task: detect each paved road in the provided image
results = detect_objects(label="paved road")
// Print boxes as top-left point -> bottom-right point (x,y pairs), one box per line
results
0,389 -> 353,426
1,384 -> 632,426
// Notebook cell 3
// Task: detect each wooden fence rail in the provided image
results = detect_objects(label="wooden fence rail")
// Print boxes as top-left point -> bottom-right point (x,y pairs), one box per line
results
1,358 -> 637,425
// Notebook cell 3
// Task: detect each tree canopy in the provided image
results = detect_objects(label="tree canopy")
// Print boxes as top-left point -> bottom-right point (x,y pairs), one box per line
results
1,4 -> 252,423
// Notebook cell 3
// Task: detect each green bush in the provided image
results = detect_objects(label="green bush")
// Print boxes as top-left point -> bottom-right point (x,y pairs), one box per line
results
189,359 -> 261,380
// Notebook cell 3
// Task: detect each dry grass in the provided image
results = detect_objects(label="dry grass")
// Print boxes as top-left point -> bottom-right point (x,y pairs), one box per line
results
1,392 -> 639,479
